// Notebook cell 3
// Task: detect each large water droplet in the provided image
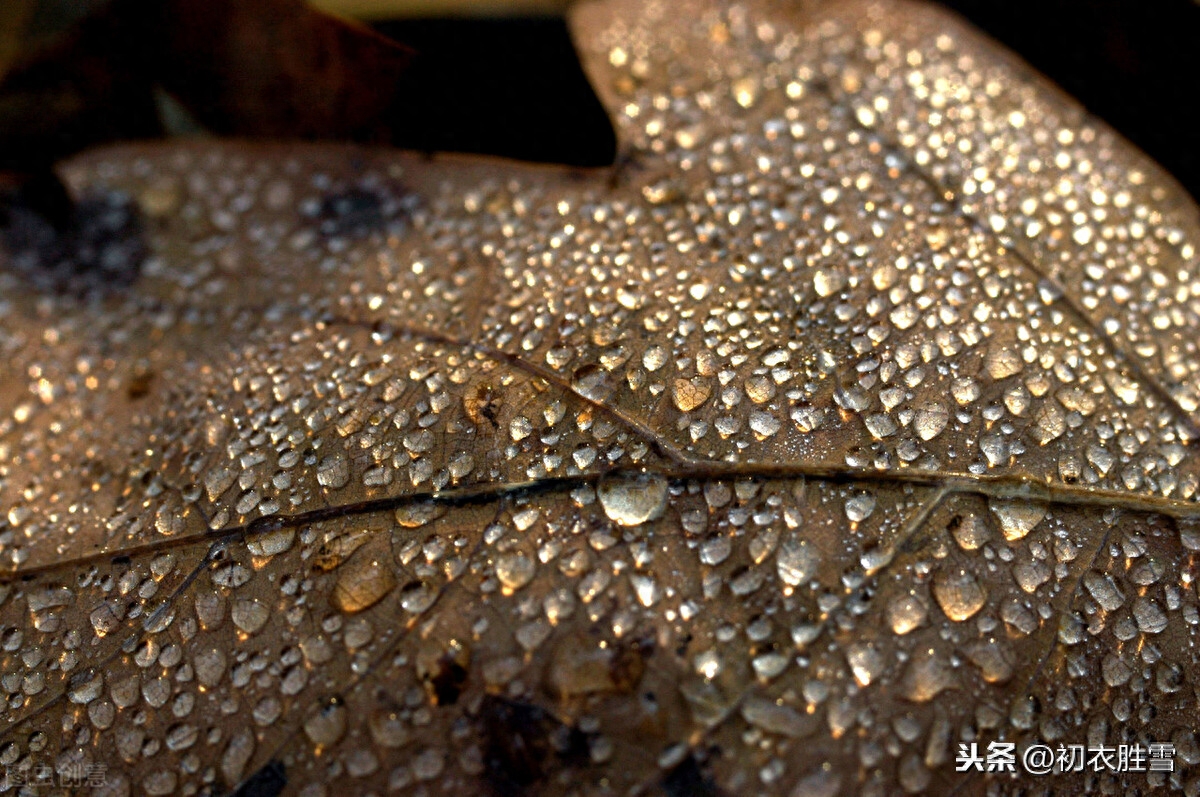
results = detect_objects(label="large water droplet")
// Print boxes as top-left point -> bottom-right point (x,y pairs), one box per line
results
845,643 -> 883,687
932,567 -> 986,622
247,527 -> 296,557
913,402 -> 949,441
672,377 -> 711,412
304,698 -> 347,747
989,500 -> 1046,541
495,553 -> 535,594
777,537 -> 820,586
597,472 -> 668,527
332,556 -> 397,614
887,594 -> 928,635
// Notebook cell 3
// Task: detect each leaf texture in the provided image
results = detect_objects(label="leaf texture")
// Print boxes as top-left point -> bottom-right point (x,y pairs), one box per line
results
1,0 -> 1199,795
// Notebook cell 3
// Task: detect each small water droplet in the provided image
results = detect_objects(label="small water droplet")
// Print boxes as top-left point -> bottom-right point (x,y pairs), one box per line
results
395,502 -> 445,528
317,454 -> 350,489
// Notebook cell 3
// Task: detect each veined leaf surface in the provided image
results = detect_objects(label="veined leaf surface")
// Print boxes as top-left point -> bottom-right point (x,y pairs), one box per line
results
1,0 -> 1198,795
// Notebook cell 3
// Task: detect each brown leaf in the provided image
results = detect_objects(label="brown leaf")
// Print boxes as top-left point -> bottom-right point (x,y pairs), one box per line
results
1,0 -> 1199,795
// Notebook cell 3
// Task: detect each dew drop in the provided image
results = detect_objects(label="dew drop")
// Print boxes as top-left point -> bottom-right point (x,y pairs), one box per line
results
672,378 -> 711,412
1132,596 -> 1168,634
845,643 -> 883,687
740,696 -> 816,738
332,557 -> 397,614
932,567 -> 986,622
231,599 -> 270,635
597,472 -> 668,527
985,346 -> 1023,380
777,537 -> 820,586
247,528 -> 296,557
369,709 -> 410,748
901,648 -> 957,702
962,638 -> 1015,683
304,698 -> 347,748
989,500 -> 1046,541
316,454 -> 351,489
844,493 -> 876,522
887,594 -> 928,635
913,402 -> 949,441
395,502 -> 445,528
495,553 -> 535,594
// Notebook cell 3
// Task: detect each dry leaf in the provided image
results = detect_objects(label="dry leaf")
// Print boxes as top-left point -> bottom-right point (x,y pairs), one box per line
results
1,0 -> 1199,795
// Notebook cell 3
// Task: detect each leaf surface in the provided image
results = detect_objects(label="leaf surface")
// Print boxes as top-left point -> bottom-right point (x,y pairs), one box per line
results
1,0 -> 1199,795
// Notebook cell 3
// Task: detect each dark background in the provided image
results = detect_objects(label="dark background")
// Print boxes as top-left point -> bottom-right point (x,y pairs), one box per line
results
374,0 -> 1200,200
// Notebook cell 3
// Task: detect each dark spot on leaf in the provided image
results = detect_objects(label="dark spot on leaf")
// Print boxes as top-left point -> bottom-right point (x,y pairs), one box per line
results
229,759 -> 286,797
479,695 -> 591,797
661,750 -> 726,797
428,657 -> 468,705
309,183 -> 414,239
126,364 -> 155,400
1,188 -> 145,294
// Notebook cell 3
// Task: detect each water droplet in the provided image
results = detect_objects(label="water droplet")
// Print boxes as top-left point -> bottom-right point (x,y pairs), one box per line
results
247,527 -> 295,557
1132,596 -> 1168,634
962,638 -> 1015,683
845,643 -> 883,687
749,410 -> 782,438
597,472 -> 668,526
571,364 -> 610,401
740,696 -> 816,738
700,536 -> 731,566
317,454 -> 350,489
887,594 -> 928,635
932,567 -> 986,621
989,500 -> 1046,541
395,502 -> 445,528
864,413 -> 897,439
844,493 -> 876,522
1089,568 -> 1123,612
672,378 -> 711,412
813,267 -> 846,297
913,402 -> 949,441
744,376 -> 775,404
332,557 -> 397,614
985,346 -> 1023,380
777,537 -> 820,586
951,512 -> 990,550
495,553 -> 535,594
369,709 -> 410,748
901,648 -> 957,702
304,698 -> 347,747
231,598 -> 270,634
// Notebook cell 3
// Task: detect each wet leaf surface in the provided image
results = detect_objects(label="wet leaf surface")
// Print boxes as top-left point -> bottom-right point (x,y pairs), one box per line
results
1,0 -> 1199,795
